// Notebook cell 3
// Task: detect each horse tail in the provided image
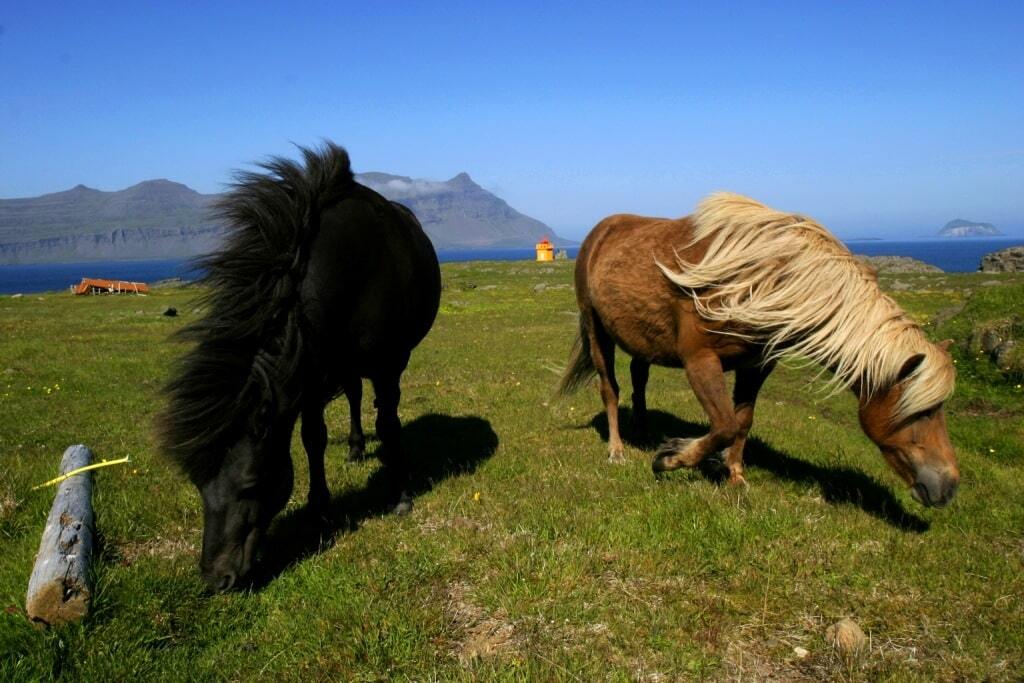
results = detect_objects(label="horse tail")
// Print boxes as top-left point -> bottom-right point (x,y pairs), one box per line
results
557,314 -> 597,396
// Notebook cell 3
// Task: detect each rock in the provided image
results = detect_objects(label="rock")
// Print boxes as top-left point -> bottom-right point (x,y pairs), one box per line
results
980,246 -> 1024,273
994,340 -> 1019,370
858,255 -> 942,274
163,307 -> 177,317
981,328 -> 1005,354
533,283 -> 547,292
968,319 -> 1024,377
793,646 -> 809,659
889,280 -> 911,290
826,618 -> 867,655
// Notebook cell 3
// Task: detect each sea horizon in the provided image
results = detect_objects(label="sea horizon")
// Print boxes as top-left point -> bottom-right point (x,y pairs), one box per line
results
1,237 -> 1022,296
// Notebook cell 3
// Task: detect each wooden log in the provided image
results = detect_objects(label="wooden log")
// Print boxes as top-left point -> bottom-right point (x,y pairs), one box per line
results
26,445 -> 95,627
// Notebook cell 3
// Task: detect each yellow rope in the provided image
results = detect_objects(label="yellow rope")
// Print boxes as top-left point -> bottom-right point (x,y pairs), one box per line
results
32,456 -> 131,490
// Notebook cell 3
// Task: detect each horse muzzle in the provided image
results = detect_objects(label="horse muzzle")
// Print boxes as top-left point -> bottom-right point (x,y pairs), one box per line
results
910,466 -> 959,508
201,528 -> 262,592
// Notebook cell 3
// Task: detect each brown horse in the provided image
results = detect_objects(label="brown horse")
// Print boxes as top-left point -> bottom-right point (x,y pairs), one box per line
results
560,193 -> 959,508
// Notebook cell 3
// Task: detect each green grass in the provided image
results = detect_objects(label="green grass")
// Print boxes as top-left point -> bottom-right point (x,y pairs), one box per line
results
1,263 -> 1022,681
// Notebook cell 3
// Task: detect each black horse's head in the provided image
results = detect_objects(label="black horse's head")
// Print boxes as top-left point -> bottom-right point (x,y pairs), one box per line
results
194,407 -> 295,591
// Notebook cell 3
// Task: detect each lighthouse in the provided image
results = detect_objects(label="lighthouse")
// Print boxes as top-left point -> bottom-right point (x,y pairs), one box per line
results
535,237 -> 554,262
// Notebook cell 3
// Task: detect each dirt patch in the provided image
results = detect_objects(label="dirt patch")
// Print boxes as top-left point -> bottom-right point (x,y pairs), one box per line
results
959,400 -> 1022,418
445,581 -> 521,665
721,637 -> 819,682
116,536 -> 197,565
418,515 -> 492,535
0,491 -> 16,520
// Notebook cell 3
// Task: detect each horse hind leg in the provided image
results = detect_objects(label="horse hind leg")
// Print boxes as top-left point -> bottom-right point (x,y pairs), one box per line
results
587,315 -> 625,463
344,375 -> 366,461
371,367 -> 413,515
301,401 -> 330,515
629,357 -> 651,440
653,350 -> 738,475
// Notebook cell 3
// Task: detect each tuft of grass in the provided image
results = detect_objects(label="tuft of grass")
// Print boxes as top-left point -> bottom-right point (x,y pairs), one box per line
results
0,263 -> 1022,681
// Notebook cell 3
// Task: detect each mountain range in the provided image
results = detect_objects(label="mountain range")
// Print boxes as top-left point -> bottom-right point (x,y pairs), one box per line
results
0,173 -> 570,264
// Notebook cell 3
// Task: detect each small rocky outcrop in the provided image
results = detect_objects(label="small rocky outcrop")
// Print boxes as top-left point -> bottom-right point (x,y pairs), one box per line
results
980,246 -> 1024,273
968,317 -> 1023,377
858,255 -> 942,274
939,219 -> 1001,237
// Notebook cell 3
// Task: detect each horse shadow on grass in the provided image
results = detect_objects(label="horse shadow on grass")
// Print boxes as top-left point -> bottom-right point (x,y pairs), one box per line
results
585,408 -> 929,532
248,413 -> 498,589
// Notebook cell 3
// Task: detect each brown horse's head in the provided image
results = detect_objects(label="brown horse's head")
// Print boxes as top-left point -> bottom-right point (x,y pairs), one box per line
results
857,344 -> 959,507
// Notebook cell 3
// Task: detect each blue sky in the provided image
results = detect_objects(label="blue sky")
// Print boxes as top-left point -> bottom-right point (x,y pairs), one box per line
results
1,1 -> 1021,239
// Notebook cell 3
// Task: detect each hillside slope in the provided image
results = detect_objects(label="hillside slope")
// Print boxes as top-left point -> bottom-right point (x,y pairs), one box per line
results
0,173 -> 569,264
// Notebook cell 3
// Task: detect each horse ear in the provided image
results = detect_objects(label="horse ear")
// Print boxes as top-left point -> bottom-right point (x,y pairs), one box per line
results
897,353 -> 926,381
938,338 -> 953,351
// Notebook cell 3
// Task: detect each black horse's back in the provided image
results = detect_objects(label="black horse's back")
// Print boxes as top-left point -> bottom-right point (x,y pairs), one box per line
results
302,184 -> 440,375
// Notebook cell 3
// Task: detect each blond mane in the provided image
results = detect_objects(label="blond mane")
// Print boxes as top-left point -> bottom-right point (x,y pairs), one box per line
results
658,192 -> 954,420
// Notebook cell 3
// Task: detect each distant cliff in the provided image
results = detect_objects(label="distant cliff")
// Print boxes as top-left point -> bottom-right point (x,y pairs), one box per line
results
0,173 -> 570,264
939,219 -> 1002,237
0,181 -> 225,264
356,171 -> 569,249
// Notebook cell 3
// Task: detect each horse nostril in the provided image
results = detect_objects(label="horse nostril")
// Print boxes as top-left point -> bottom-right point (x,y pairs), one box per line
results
911,481 -> 931,506
218,573 -> 237,592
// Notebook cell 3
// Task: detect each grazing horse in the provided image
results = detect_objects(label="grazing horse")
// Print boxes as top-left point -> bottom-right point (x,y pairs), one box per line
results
560,193 -> 959,508
158,143 -> 440,591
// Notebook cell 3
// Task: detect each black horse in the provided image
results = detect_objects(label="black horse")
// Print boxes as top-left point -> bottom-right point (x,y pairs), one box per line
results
157,143 -> 440,591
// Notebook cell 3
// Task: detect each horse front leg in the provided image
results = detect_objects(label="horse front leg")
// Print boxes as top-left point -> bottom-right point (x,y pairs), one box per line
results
653,350 -> 737,474
724,363 -> 774,486
371,369 -> 413,515
301,401 -> 330,515
344,375 -> 365,461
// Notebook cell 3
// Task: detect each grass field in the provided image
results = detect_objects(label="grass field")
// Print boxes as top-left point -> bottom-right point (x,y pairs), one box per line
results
1,261 -> 1022,681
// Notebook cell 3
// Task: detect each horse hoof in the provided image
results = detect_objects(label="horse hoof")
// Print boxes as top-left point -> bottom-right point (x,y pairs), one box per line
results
608,448 -> 627,464
656,437 -> 695,457
393,499 -> 413,516
727,473 -> 749,488
653,438 -> 696,472
307,490 -> 330,513
347,444 -> 366,461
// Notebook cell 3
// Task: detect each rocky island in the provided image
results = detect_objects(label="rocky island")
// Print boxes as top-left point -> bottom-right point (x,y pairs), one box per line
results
938,218 -> 1002,237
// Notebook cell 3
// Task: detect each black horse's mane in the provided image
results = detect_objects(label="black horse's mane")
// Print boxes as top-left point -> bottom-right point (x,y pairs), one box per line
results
157,142 -> 354,482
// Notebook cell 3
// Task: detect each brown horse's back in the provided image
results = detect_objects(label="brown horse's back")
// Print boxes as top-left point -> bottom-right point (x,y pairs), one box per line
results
576,214 -> 693,367
576,213 -> 760,368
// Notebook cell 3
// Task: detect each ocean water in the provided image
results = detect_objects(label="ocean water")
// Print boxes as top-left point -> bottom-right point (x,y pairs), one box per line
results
845,238 -> 1022,272
0,239 -> 1020,295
